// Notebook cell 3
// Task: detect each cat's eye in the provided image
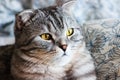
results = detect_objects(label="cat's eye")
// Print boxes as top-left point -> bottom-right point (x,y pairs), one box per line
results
66,28 -> 74,36
40,33 -> 52,40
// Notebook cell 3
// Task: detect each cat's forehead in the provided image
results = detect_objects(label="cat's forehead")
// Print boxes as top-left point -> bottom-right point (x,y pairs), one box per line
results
17,6 -> 78,35
33,8 -> 64,34
38,7 -> 78,29
36,9 -> 73,26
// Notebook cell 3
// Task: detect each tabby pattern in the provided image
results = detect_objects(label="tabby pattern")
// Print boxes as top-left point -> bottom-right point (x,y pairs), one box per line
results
10,1 -> 96,80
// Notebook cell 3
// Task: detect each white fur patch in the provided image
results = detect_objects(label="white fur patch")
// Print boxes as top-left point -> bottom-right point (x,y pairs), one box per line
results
74,62 -> 95,76
80,75 -> 96,80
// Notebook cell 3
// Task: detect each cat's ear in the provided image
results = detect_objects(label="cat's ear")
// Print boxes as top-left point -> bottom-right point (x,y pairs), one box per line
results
15,10 -> 34,30
62,0 -> 76,15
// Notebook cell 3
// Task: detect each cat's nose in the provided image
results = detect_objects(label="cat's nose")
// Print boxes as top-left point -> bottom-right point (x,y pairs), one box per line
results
59,44 -> 67,52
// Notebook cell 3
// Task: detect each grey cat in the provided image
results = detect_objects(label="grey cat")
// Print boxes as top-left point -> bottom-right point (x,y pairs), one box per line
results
9,1 -> 96,80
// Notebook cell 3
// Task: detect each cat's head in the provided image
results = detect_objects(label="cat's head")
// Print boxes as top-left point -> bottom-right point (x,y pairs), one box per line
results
14,1 -> 85,66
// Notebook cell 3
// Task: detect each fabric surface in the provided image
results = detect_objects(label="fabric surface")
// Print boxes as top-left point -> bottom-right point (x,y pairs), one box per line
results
0,37 -> 15,46
82,19 -> 120,80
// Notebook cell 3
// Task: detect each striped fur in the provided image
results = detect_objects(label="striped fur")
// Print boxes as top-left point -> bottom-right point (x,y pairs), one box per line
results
11,1 -> 96,80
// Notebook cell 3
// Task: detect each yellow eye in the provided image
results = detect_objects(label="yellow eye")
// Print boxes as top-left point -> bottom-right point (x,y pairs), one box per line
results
40,33 -> 52,40
66,28 -> 74,36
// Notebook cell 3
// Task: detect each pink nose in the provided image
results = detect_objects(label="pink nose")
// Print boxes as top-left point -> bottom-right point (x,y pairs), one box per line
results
60,44 -> 67,51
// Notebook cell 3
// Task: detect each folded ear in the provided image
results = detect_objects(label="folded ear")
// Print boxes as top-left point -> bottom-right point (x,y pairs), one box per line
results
15,10 -> 34,30
62,0 -> 76,15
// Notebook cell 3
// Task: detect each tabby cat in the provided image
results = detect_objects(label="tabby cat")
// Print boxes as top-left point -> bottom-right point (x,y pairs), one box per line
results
10,1 -> 96,80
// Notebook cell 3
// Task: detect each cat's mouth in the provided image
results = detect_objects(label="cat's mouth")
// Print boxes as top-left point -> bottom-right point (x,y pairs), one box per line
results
62,52 -> 67,56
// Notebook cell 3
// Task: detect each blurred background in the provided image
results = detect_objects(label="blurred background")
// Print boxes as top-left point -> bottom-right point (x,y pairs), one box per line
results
0,0 -> 120,46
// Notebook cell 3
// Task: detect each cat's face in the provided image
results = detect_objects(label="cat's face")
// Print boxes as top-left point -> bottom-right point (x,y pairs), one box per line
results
15,3 -> 84,66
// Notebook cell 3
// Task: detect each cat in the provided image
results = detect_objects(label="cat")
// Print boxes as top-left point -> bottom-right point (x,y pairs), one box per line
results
10,1 -> 96,80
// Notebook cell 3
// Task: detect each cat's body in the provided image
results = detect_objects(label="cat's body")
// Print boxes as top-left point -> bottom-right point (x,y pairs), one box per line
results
0,45 -> 95,80
12,43 -> 95,80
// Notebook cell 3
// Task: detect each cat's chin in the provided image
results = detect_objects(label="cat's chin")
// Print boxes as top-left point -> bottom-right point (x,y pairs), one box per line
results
50,52 -> 73,67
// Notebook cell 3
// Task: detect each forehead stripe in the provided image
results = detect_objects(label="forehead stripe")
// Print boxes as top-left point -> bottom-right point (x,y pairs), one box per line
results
48,11 -> 63,32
